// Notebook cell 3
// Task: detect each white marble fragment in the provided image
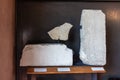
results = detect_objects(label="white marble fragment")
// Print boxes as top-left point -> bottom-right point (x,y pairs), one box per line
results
79,9 -> 106,65
48,23 -> 73,40
20,44 -> 73,66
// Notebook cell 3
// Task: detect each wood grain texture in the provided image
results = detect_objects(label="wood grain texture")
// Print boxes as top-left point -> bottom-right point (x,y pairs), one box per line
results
27,66 -> 106,74
0,0 -> 15,80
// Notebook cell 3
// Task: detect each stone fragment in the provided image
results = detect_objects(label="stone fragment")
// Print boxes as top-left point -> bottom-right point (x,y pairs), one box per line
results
48,23 -> 73,40
20,44 -> 73,66
79,9 -> 106,65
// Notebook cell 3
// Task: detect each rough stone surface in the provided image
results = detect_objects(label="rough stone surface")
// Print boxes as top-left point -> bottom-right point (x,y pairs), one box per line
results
79,9 -> 106,65
20,44 -> 73,66
48,23 -> 73,40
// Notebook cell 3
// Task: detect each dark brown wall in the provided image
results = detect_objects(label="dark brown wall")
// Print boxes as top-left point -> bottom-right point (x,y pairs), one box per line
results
0,0 -> 15,80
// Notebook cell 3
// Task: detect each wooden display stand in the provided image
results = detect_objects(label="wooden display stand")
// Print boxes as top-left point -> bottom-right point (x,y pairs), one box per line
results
27,66 -> 106,80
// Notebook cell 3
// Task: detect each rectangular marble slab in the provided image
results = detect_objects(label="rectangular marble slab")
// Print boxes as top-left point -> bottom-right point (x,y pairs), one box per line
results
20,44 -> 73,66
79,9 -> 106,65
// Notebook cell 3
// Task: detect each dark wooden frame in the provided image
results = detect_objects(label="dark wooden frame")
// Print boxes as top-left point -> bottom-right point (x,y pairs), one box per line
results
16,1 -> 120,80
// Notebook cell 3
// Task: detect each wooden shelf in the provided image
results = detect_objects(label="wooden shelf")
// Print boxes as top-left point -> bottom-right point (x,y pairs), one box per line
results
27,66 -> 106,75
